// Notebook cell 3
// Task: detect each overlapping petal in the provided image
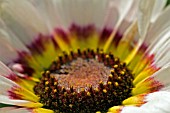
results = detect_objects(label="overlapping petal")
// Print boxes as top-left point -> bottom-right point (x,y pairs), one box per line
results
0,62 -> 41,108
0,107 -> 54,113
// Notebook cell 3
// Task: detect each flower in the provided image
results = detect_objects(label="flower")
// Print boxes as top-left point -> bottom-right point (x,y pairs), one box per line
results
0,0 -> 170,113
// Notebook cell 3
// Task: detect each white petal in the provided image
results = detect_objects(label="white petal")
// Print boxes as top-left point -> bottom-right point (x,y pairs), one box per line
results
0,0 -> 118,34
121,106 -> 148,113
53,0 -> 111,29
0,107 -> 31,113
118,0 -> 139,34
0,72 -> 41,107
161,85 -> 170,91
0,107 -> 54,113
113,0 -> 133,29
148,66 -> 170,89
123,0 -> 140,22
0,19 -> 30,63
144,5 -> 170,68
0,41 -> 17,64
0,75 -> 29,106
32,0 -> 112,30
0,19 -> 28,51
137,0 -> 155,38
31,0 -> 133,30
145,6 -> 170,53
122,0 -> 155,64
0,61 -> 18,81
104,0 -> 134,29
122,91 -> 170,113
28,0 -> 62,31
0,0 -> 49,45
103,0 -> 133,52
151,0 -> 167,22
108,106 -> 149,113
141,91 -> 170,113
157,66 -> 170,91
152,33 -> 170,67
103,1 -> 119,29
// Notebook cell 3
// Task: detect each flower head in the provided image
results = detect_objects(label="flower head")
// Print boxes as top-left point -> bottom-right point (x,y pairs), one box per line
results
0,0 -> 170,113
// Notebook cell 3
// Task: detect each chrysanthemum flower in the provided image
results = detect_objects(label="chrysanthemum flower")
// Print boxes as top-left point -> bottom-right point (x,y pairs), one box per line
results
0,0 -> 170,113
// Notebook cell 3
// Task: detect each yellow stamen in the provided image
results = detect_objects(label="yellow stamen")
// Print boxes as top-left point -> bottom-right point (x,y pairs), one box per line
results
103,89 -> 107,93
87,92 -> 91,96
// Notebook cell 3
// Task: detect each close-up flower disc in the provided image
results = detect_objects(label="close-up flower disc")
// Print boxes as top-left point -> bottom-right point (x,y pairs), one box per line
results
34,46 -> 134,112
0,0 -> 170,113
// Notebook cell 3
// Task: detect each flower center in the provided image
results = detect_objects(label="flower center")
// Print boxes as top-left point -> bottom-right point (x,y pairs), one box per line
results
34,49 -> 134,113
52,58 -> 110,91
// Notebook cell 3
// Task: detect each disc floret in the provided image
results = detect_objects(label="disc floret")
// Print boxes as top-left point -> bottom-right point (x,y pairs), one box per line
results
34,49 -> 134,113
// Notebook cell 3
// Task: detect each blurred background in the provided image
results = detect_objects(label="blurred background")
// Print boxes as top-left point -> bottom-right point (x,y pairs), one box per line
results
167,0 -> 170,6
